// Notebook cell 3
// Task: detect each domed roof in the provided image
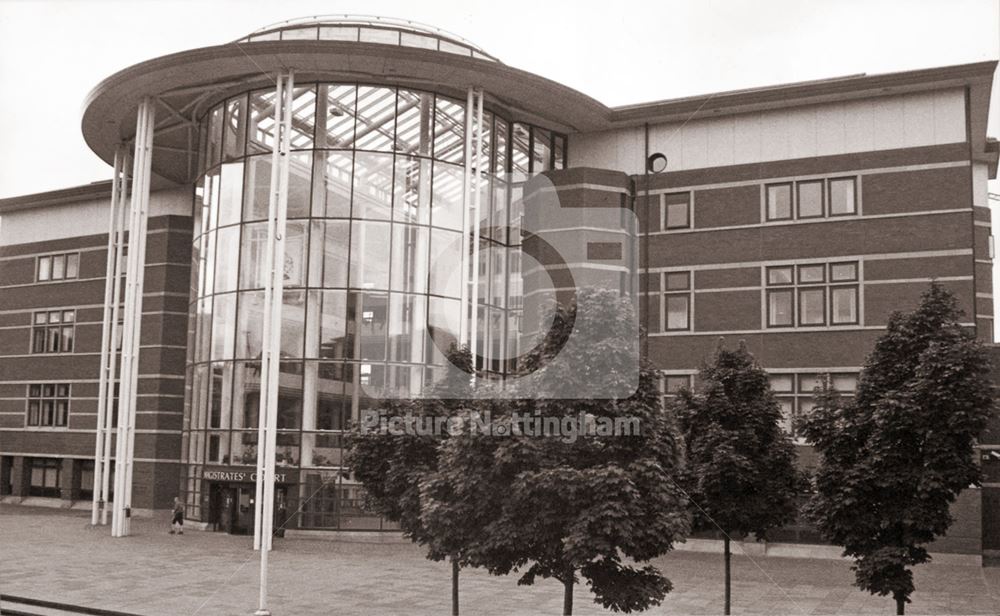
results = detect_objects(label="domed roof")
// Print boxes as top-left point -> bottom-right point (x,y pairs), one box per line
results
235,14 -> 500,63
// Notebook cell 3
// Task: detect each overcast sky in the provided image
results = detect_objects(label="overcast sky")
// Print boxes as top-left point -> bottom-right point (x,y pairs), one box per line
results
1,0 -> 999,331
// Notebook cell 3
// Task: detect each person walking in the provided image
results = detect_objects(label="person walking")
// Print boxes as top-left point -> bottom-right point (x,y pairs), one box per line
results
170,497 -> 184,535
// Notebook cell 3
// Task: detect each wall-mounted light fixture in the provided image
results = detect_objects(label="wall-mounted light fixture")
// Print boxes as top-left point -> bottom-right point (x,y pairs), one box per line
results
646,152 -> 668,174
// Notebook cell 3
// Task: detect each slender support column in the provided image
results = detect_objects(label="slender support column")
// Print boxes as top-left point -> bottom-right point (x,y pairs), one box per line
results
93,145 -> 125,525
254,71 -> 294,616
101,156 -> 128,527
459,88 -> 474,346
469,89 -> 485,368
111,98 -> 155,537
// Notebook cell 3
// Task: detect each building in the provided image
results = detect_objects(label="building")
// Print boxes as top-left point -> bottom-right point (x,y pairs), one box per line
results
0,16 -> 997,560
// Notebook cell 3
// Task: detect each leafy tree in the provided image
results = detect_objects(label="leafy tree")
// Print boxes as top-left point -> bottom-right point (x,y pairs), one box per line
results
421,289 -> 690,615
672,340 -> 802,615
345,346 -> 479,615
801,283 -> 994,615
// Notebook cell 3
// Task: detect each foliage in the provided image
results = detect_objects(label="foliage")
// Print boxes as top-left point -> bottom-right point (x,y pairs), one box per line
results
801,283 -> 994,613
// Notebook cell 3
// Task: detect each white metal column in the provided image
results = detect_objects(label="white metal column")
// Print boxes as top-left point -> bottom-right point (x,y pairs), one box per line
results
253,70 -> 294,616
92,144 -> 127,526
111,98 -> 155,537
459,88 -> 474,346
469,89 -> 485,366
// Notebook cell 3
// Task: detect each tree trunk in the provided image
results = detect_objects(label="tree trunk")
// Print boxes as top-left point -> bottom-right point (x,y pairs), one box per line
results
452,558 -> 459,616
563,571 -> 574,616
895,593 -> 905,615
723,535 -> 731,615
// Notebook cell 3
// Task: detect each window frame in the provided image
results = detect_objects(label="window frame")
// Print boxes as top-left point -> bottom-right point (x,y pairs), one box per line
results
827,177 -> 858,217
797,287 -> 827,327
25,383 -> 70,429
796,179 -> 825,219
830,285 -> 860,325
30,309 -> 76,354
663,192 -> 691,230
663,270 -> 692,331
35,252 -> 80,282
765,183 -> 793,221
765,261 -> 860,328
766,288 -> 795,327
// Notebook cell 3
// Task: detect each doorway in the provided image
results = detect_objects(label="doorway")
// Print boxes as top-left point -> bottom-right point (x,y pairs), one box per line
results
209,483 -> 287,535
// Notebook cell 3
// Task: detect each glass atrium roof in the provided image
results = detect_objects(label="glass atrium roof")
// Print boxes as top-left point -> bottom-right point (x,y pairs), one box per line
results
235,15 -> 500,63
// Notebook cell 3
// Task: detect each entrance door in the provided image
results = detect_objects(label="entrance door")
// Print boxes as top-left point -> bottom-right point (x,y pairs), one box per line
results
233,485 -> 255,535
221,484 -> 288,536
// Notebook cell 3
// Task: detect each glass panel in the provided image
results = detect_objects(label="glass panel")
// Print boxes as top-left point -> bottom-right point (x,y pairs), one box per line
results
665,193 -> 690,229
349,221 -> 391,290
769,374 -> 794,392
243,155 -> 272,222
281,26 -> 317,40
434,97 -> 465,164
60,327 -> 74,352
319,26 -> 359,41
799,288 -> 826,325
767,183 -> 792,220
304,220 -> 348,288
830,262 -> 858,282
797,180 -> 823,218
355,86 -> 397,152
359,27 -> 399,44
308,290 -> 348,359
510,123 -> 530,182
553,135 -> 566,170
235,290 -> 306,359
829,178 -> 856,215
277,361 -> 304,429
798,264 -> 825,283
287,151 -> 313,218
311,151 -> 353,218
831,286 -> 858,324
768,290 -> 793,326
247,88 -> 278,154
664,375 -> 690,393
391,224 -> 429,293
206,105 -> 223,168
37,256 -> 50,281
352,152 -> 394,220
832,373 -> 858,393
431,162 -> 464,230
230,361 -> 262,431
427,296 -> 461,364
51,255 -> 65,280
531,128 -> 551,173
395,90 -> 434,156
347,291 -> 388,360
217,162 -> 244,227
777,399 -> 794,433
400,32 -> 437,50
429,229 -> 462,298
665,272 -> 690,291
388,293 -> 426,363
767,266 -> 793,285
494,119 -> 509,175
666,295 -> 689,330
214,226 -> 241,293
393,156 -> 432,225
289,86 -> 316,150
239,221 -> 308,289
316,84 -> 357,149
65,254 -> 79,279
210,293 -> 237,360
313,363 -> 352,430
798,374 -> 822,392
223,95 -> 247,162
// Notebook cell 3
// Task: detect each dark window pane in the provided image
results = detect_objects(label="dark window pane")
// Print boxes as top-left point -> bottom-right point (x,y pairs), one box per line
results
65,254 -> 79,279
346,292 -> 388,360
665,272 -> 690,291
665,193 -> 690,229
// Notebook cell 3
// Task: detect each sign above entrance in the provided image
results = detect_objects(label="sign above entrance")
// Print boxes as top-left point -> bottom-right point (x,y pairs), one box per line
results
204,469 -> 289,483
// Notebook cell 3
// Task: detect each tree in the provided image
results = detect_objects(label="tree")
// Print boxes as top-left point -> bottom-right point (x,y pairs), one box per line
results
801,283 -> 994,615
420,288 -> 690,615
672,340 -> 802,615
345,346 -> 480,615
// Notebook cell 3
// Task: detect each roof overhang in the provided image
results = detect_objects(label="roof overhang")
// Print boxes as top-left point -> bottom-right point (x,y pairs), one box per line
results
81,40 -> 610,186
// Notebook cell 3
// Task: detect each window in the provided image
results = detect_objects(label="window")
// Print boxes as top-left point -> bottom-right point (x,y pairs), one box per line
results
26,384 -> 70,428
28,458 -> 62,498
765,176 -> 859,221
766,262 -> 859,328
770,372 -> 857,437
664,375 -> 691,395
663,271 -> 691,331
31,310 -> 75,353
664,192 -> 691,229
37,253 -> 80,282
766,183 -> 792,220
829,178 -> 857,216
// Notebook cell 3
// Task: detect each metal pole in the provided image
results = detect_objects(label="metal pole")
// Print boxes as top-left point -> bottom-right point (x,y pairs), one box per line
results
469,89 -> 484,368
93,145 -> 123,525
112,98 -> 155,537
102,150 -> 129,526
255,71 -> 293,616
458,88 -> 474,346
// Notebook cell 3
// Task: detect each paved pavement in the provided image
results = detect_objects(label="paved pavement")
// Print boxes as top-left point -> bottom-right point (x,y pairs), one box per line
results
1,504 -> 997,615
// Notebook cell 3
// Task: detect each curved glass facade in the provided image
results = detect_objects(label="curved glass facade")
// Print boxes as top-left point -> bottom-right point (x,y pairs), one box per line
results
181,81 -> 566,530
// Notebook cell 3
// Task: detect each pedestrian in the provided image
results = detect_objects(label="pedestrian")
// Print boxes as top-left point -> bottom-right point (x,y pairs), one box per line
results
170,497 -> 184,535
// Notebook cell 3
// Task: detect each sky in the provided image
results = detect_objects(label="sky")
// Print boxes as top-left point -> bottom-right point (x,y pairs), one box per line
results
1,0 -> 999,330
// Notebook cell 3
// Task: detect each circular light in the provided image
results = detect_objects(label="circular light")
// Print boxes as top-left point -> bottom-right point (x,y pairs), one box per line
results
646,152 -> 668,174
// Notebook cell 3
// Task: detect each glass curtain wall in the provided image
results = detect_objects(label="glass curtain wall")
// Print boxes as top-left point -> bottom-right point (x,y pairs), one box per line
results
181,82 -> 566,530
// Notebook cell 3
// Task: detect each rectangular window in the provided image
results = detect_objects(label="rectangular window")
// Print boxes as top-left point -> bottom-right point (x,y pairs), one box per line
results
831,286 -> 859,324
798,288 -> 826,325
664,375 -> 691,394
26,384 -> 70,428
767,266 -> 793,285
770,371 -> 858,438
31,310 -> 75,354
664,193 -> 690,229
28,458 -> 62,498
766,183 -> 792,221
663,270 -> 691,331
36,253 -> 80,282
767,289 -> 794,327
797,180 -> 824,218
829,177 -> 857,216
